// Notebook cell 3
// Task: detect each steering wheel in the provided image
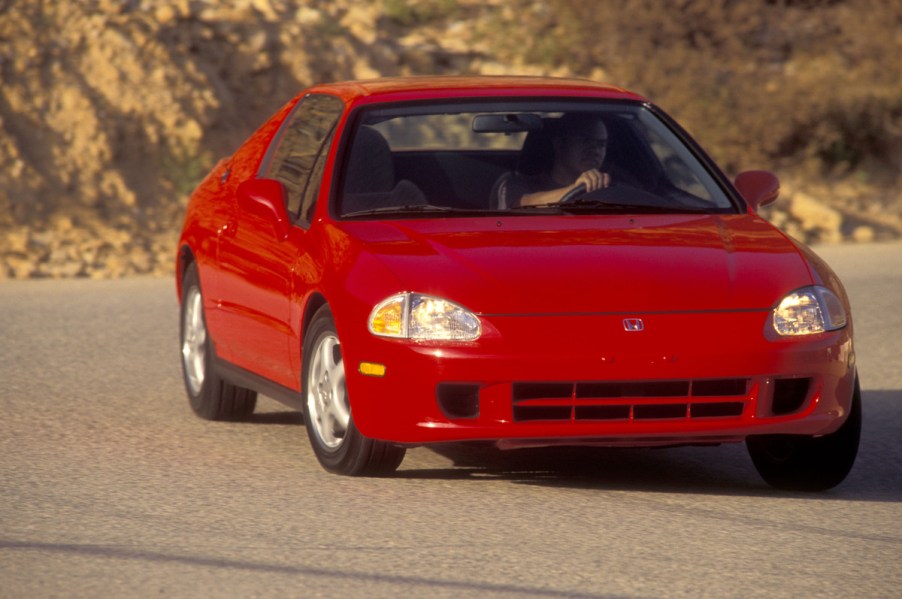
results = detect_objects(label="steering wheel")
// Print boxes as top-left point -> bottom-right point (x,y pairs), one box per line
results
559,183 -> 588,204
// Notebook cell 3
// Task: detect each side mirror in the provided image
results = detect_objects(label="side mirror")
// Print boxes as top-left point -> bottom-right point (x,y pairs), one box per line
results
734,170 -> 780,211
236,178 -> 291,241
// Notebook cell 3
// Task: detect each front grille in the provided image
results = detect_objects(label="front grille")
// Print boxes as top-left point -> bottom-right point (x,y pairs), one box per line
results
512,378 -> 750,422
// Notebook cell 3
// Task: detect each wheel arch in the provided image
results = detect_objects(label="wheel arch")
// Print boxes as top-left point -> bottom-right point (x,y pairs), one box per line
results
176,244 -> 196,301
302,292 -> 329,341
299,292 -> 330,385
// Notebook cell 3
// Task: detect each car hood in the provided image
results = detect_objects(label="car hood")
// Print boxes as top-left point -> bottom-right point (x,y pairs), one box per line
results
338,214 -> 812,315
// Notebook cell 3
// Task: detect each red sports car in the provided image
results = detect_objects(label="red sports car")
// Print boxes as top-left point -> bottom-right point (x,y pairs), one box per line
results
176,76 -> 860,489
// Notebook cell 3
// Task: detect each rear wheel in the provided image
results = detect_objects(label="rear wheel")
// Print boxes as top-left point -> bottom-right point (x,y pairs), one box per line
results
747,378 -> 861,491
302,305 -> 405,476
180,263 -> 256,421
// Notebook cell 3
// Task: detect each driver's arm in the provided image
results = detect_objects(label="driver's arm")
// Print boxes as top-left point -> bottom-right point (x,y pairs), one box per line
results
519,169 -> 610,206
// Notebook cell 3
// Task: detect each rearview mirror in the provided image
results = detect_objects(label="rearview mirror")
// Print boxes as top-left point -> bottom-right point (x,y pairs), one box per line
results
236,178 -> 291,241
472,113 -> 543,133
734,170 -> 780,211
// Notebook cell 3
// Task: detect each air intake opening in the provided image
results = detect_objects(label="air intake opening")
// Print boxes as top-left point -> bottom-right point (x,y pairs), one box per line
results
634,404 -> 688,419
514,405 -> 572,421
575,405 -> 631,420
577,381 -> 689,398
513,382 -> 572,401
772,378 -> 811,415
692,379 -> 749,397
437,383 -> 480,419
691,402 -> 745,418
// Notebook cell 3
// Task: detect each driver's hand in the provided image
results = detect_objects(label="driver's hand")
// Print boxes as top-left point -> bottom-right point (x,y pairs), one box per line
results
575,169 -> 611,192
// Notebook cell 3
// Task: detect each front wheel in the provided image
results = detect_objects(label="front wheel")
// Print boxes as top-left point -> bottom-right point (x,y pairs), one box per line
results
302,305 -> 405,476
747,378 -> 861,491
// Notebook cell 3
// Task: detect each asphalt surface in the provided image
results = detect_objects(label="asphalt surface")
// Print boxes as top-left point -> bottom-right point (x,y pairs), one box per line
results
1,242 -> 901,598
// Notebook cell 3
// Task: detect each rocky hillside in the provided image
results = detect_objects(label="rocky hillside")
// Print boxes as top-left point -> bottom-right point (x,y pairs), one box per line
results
1,0 -> 900,279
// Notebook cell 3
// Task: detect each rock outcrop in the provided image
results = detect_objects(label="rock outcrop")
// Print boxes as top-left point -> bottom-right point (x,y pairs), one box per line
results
1,1 -> 899,280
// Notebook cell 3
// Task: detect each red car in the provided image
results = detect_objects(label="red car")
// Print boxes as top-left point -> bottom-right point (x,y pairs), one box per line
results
176,76 -> 860,489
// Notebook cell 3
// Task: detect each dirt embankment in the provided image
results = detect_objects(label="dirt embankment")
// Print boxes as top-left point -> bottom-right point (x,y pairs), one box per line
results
1,1 -> 900,280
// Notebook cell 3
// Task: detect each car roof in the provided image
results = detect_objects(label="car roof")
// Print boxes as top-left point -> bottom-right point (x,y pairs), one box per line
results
303,76 -> 647,104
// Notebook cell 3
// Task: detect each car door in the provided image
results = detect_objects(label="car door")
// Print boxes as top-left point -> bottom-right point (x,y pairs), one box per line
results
215,93 -> 343,389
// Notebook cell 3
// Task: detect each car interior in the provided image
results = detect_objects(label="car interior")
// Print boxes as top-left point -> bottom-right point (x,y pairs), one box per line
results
338,109 -> 731,216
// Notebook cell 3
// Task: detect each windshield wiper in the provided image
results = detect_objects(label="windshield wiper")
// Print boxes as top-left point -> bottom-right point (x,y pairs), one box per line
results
522,199 -> 709,214
343,204 -> 502,218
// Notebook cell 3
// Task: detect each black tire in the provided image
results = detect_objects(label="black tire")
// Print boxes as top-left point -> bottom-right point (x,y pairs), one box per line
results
179,262 -> 257,421
302,305 -> 405,476
747,377 -> 861,491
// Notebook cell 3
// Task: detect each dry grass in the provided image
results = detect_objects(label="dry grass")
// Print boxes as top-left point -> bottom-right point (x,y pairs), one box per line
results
509,0 -> 902,183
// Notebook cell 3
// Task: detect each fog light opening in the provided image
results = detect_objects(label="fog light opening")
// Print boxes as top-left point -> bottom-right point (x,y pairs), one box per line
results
437,383 -> 481,419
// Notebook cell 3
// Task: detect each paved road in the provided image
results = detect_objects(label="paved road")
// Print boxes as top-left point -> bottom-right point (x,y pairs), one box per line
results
1,243 -> 900,598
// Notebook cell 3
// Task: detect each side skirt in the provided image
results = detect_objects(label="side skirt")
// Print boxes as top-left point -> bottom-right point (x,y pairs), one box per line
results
211,347 -> 303,411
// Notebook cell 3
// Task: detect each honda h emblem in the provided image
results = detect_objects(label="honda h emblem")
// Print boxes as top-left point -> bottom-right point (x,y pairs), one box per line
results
623,318 -> 645,332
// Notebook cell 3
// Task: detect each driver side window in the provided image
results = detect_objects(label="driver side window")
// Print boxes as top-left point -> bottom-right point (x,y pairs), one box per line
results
264,94 -> 343,224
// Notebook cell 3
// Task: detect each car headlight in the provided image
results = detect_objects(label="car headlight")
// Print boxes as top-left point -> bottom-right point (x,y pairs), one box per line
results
368,293 -> 481,341
773,286 -> 847,336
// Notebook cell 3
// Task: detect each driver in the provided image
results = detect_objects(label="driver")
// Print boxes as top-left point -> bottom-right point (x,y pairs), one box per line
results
500,113 -> 612,207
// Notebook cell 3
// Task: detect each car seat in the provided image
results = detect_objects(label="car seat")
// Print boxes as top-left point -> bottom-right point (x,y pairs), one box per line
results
342,125 -> 426,214
488,127 -> 554,209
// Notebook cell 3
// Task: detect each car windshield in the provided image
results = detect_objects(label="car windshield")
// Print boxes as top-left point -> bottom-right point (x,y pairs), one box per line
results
337,100 -> 738,218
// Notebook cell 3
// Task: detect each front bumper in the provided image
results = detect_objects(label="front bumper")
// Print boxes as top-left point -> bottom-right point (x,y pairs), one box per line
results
344,310 -> 855,446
